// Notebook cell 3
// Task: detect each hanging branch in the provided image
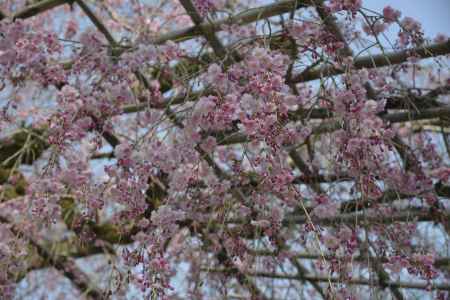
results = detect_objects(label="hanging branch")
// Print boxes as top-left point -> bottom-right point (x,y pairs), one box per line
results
13,0 -> 73,20
291,40 -> 450,83
0,216 -> 103,299
205,269 -> 450,291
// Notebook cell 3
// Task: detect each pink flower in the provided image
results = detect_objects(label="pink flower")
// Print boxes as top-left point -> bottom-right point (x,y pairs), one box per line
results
196,96 -> 216,115
401,17 -> 421,33
201,136 -> 217,153
323,234 -> 340,249
65,19 -> 78,39
250,219 -> 271,228
363,100 -> 378,114
193,0 -> 217,17
205,63 -> 223,84
383,6 -> 401,23
329,0 -> 362,13
239,117 -> 258,136
338,226 -> 353,241
239,93 -> 259,113
429,167 -> 450,181
232,256 -> 248,272
138,218 -> 150,228
115,142 -> 132,160
434,33 -> 448,43
312,202 -> 340,219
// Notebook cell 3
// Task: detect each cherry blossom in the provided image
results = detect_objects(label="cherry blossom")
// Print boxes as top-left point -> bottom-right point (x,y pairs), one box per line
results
0,0 -> 449,299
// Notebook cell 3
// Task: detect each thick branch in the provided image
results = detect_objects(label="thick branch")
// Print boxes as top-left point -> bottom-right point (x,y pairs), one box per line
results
256,273 -> 450,291
291,40 -> 450,83
341,181 -> 450,213
286,209 -> 449,227
178,0 -> 228,59
154,0 -> 307,44
0,216 -> 103,299
73,0 -> 116,45
13,0 -> 73,20
0,8 -> 8,20
252,251 -> 450,269
206,269 -> 450,291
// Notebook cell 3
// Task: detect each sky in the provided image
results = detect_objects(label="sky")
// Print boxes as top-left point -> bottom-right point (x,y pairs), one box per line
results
364,0 -> 450,37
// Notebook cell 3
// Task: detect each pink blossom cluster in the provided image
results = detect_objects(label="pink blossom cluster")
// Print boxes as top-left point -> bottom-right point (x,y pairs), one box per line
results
0,20 -> 64,87
0,0 -> 448,299
328,0 -> 362,14
193,0 -> 218,17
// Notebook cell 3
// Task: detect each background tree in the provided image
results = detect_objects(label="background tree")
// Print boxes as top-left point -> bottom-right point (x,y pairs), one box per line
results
0,0 -> 449,299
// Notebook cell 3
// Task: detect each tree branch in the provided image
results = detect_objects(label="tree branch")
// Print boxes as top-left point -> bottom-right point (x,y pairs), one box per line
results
0,216 -> 103,299
291,40 -> 450,83
13,0 -> 73,20
206,269 -> 450,291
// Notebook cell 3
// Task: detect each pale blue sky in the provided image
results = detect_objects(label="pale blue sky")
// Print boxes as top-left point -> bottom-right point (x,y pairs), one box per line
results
364,0 -> 450,37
